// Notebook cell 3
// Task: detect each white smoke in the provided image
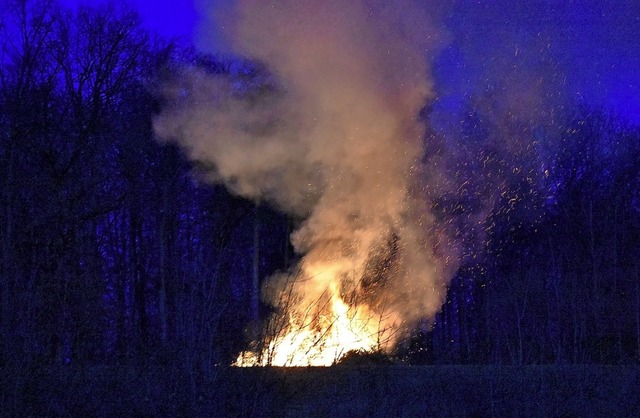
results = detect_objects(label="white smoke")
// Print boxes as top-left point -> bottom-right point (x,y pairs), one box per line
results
155,0 -> 455,341
157,0 -> 573,351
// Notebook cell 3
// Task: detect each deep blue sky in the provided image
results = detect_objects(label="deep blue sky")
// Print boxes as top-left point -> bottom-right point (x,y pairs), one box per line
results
61,0 -> 639,124
60,0 -> 198,41
441,1 -> 640,125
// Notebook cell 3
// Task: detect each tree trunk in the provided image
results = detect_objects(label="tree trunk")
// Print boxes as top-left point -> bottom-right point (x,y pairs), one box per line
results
1,146 -> 14,361
158,198 -> 169,346
130,205 -> 148,353
636,265 -> 640,359
251,204 -> 261,339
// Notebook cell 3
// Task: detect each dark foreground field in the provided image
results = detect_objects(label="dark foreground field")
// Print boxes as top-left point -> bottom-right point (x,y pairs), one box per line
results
3,364 -> 639,417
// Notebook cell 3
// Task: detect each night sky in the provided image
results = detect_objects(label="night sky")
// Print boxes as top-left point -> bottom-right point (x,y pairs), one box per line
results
61,0 -> 640,124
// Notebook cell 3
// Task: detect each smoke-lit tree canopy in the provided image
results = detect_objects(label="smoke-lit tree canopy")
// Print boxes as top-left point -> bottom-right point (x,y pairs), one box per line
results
1,0 -> 640,414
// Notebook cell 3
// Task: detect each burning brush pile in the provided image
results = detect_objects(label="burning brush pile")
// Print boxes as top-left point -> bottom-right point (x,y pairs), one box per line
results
236,235 -> 403,366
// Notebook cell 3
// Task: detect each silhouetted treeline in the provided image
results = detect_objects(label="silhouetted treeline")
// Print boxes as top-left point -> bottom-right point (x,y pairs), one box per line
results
0,0 -> 289,382
423,111 -> 640,365
1,1 -> 640,393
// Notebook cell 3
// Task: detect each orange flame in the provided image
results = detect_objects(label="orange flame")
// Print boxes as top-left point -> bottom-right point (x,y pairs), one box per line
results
235,259 -> 397,367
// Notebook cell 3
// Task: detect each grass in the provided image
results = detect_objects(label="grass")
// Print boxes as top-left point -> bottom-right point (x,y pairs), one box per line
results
3,364 -> 639,417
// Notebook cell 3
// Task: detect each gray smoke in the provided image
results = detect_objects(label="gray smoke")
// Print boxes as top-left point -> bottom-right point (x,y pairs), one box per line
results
155,0 -> 455,341
154,0 -> 569,347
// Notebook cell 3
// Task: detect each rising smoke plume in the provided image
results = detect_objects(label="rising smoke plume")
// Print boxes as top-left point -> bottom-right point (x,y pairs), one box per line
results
155,0 -> 456,348
155,0 -> 572,356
